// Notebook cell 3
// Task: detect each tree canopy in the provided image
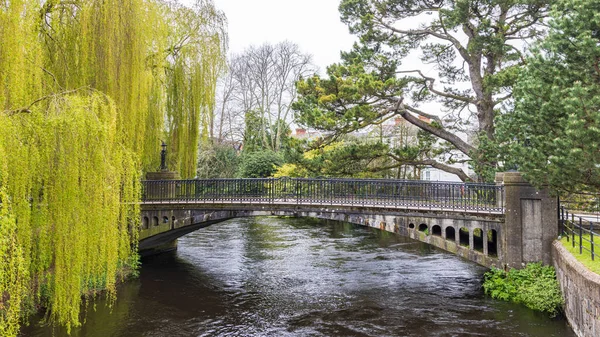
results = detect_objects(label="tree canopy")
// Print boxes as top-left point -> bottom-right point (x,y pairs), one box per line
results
498,0 -> 600,193
294,0 -> 549,181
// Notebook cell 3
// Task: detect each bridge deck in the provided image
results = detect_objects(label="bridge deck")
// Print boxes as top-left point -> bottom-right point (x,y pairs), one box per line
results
141,198 -> 504,215
142,178 -> 505,215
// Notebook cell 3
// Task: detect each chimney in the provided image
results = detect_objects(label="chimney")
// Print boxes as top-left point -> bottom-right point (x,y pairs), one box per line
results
418,115 -> 432,124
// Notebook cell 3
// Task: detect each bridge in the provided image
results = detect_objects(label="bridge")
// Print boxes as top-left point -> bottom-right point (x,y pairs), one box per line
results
139,172 -> 559,269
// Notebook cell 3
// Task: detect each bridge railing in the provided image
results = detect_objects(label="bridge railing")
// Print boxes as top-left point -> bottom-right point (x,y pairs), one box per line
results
560,206 -> 599,261
142,178 -> 504,213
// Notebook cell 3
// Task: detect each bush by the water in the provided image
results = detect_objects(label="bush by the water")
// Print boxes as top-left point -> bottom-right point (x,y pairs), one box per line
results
483,263 -> 563,316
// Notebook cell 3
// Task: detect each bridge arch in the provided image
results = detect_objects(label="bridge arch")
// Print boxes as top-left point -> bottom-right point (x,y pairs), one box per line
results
445,226 -> 456,242
459,227 -> 469,247
139,204 -> 504,268
488,229 -> 498,257
473,228 -> 484,252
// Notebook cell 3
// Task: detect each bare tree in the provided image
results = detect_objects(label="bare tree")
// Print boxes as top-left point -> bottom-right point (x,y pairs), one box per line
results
213,41 -> 316,152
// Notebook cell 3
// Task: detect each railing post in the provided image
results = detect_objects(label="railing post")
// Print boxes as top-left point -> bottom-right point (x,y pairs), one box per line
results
296,178 -> 299,206
590,220 -> 595,261
564,208 -> 569,242
495,172 -> 504,213
559,206 -> 564,237
329,179 -> 333,205
269,178 -> 273,204
572,213 -> 576,248
579,217 -> 583,255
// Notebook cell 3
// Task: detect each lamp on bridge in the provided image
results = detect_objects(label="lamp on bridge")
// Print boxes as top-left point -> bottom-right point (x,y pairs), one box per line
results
160,141 -> 168,172
145,141 -> 179,181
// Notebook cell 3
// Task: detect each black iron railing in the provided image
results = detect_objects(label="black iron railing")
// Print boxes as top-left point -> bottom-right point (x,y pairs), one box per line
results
560,206 -> 599,261
141,177 -> 504,213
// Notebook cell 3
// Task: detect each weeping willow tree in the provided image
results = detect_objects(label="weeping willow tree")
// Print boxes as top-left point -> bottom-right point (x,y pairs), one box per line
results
0,0 -> 225,335
164,1 -> 226,177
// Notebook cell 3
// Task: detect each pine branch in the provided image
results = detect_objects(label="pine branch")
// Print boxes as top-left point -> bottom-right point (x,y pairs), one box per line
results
396,69 -> 475,104
392,98 -> 477,157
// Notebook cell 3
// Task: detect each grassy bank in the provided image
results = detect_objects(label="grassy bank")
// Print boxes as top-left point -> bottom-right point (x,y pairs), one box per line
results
560,236 -> 600,274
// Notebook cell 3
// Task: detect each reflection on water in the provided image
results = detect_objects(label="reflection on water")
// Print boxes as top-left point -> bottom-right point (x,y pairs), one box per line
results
22,217 -> 575,336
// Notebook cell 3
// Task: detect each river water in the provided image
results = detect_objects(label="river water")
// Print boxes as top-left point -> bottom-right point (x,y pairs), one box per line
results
22,217 -> 575,337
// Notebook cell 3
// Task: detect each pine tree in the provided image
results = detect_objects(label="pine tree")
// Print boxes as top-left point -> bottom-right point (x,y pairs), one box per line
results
499,0 -> 600,193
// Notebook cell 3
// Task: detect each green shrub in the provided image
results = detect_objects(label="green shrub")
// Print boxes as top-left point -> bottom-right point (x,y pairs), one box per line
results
237,150 -> 283,178
483,263 -> 564,316
197,143 -> 240,178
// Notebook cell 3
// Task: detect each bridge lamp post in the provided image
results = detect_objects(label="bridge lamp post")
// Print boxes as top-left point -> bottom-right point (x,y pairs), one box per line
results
160,141 -> 168,172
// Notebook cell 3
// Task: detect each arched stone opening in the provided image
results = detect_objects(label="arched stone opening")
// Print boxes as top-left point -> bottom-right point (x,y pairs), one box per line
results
459,227 -> 469,247
446,227 -> 456,242
162,216 -> 169,224
171,216 -> 176,230
487,229 -> 498,257
409,223 -> 415,229
142,217 -> 149,229
432,225 -> 442,236
152,216 -> 159,226
473,228 -> 484,252
418,223 -> 428,234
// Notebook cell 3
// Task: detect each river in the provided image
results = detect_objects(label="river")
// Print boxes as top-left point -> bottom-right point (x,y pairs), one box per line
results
22,217 -> 575,336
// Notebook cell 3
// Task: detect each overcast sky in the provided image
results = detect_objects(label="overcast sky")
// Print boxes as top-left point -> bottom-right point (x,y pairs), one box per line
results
210,0 -> 356,73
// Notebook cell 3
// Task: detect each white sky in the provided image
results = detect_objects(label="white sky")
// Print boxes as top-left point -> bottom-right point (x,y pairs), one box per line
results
204,0 -> 443,109
210,0 -> 356,73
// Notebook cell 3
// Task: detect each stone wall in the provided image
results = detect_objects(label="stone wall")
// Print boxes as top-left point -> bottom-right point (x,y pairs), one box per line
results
552,241 -> 600,337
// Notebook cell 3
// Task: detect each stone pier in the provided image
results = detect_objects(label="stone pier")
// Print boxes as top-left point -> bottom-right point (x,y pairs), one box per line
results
498,172 -> 558,268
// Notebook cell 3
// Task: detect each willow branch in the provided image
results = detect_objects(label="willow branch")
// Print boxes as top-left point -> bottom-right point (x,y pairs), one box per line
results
3,87 -> 90,115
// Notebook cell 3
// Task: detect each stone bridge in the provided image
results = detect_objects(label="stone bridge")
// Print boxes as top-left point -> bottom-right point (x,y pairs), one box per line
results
139,172 -> 558,269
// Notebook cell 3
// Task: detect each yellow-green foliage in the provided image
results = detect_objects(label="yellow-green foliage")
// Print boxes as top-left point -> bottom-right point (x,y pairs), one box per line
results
164,2 -> 226,177
273,163 -> 307,178
0,94 -> 140,334
0,0 -> 225,335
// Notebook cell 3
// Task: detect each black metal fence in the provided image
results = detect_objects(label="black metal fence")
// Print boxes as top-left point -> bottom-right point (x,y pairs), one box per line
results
560,206 -> 599,261
142,177 -> 504,213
